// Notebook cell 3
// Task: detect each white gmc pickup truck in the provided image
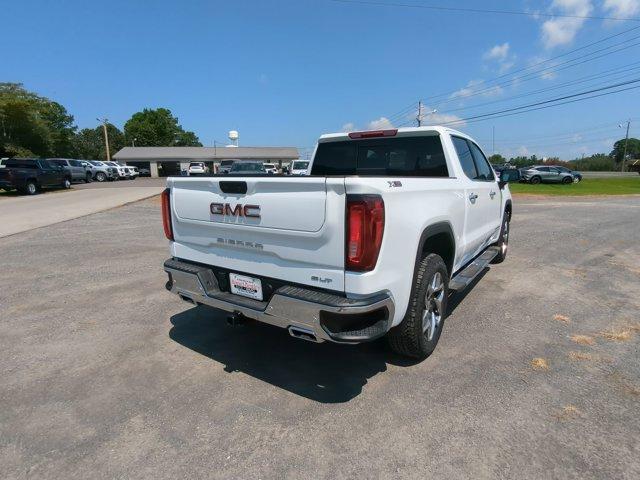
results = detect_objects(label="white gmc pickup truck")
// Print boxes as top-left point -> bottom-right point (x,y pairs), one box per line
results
162,127 -> 519,359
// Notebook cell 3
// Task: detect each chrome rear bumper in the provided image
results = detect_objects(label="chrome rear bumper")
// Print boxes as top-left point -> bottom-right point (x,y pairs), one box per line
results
164,258 -> 394,343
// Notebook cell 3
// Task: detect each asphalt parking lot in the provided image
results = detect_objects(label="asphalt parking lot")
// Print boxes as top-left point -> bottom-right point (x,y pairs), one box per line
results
1,195 -> 639,479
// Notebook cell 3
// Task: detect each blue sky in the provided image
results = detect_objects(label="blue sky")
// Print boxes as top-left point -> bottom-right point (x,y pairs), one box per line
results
3,0 -> 639,159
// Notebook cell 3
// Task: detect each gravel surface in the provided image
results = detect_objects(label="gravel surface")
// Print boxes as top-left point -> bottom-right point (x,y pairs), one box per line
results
1,196 -> 639,479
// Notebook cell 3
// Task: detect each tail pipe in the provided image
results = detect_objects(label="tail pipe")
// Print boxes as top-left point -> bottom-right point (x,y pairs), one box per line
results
288,326 -> 319,343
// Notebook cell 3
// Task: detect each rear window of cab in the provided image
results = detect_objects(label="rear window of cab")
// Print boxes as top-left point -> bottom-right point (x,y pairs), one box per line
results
311,135 -> 449,177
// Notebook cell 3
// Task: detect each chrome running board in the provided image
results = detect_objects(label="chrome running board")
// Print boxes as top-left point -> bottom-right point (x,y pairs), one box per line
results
449,247 -> 499,292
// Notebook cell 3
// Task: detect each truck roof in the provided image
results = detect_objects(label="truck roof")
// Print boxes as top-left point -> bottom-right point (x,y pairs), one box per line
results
318,126 -> 470,143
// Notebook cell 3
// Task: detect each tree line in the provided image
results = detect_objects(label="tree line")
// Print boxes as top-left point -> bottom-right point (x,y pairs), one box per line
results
0,83 -> 202,160
488,136 -> 639,171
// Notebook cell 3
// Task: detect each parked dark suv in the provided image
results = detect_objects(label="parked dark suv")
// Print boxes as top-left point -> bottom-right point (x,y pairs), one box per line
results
49,158 -> 92,183
0,158 -> 71,195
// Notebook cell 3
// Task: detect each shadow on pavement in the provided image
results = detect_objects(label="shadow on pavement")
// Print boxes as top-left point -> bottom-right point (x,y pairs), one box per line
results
169,305 -> 416,403
446,268 -> 489,318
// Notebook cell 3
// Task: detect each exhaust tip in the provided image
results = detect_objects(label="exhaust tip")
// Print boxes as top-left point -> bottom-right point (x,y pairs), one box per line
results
288,326 -> 319,343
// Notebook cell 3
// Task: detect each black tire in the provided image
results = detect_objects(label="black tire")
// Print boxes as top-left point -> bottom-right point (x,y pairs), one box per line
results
85,172 -> 92,183
529,176 -> 541,185
562,176 -> 573,184
95,172 -> 106,182
24,181 -> 38,195
491,211 -> 510,264
388,253 -> 448,359
62,178 -> 71,189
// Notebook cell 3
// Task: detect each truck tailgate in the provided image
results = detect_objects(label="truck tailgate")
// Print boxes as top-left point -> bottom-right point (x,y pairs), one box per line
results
167,176 -> 346,291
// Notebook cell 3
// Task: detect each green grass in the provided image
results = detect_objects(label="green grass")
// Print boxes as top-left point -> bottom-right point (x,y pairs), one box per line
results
509,177 -> 640,196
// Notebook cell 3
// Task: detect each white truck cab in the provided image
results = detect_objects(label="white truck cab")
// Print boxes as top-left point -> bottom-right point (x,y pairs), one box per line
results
162,127 -> 518,359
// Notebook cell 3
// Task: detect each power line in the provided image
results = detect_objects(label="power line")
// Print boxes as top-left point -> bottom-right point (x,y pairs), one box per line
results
431,37 -> 640,107
424,24 -> 640,102
384,24 -> 640,126
396,80 -> 640,127
441,62 -> 640,115
328,0 -> 640,22
441,83 -> 640,127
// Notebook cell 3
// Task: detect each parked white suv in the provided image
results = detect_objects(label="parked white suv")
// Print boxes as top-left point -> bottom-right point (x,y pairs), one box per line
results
162,127 -> 518,359
290,160 -> 310,175
105,162 -> 130,179
125,165 -> 139,179
263,163 -> 277,174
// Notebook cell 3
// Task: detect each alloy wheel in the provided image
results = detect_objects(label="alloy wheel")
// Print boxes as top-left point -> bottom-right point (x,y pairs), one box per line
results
501,219 -> 509,255
422,272 -> 445,341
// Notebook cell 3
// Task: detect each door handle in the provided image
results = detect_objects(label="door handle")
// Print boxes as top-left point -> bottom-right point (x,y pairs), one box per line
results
469,193 -> 478,203
489,191 -> 496,199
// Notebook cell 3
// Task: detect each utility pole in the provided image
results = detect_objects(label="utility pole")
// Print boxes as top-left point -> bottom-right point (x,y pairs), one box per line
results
492,126 -> 495,156
97,118 -> 111,161
416,100 -> 423,127
621,119 -> 631,172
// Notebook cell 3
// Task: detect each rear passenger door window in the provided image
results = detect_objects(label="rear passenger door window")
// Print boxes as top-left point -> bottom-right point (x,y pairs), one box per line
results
468,142 -> 495,181
451,136 -> 477,180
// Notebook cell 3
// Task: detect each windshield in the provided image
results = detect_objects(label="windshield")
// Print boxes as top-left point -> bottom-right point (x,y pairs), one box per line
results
230,162 -> 265,172
190,162 -> 204,167
220,160 -> 235,166
292,161 -> 309,170
90,161 -> 103,166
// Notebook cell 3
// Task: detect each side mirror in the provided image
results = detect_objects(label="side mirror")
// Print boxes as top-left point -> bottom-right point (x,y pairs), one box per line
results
499,169 -> 520,188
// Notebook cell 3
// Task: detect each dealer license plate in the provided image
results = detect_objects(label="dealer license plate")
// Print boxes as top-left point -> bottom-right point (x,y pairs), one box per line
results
229,273 -> 263,301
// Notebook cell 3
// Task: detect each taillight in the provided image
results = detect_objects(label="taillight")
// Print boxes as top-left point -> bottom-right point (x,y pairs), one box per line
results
346,195 -> 384,271
161,188 -> 173,241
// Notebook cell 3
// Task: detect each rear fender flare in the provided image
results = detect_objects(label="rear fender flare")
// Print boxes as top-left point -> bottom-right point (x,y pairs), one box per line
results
415,222 -> 456,276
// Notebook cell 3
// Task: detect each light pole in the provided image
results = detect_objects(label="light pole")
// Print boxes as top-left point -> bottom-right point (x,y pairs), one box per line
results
416,101 -> 437,127
618,120 -> 631,172
132,137 -> 137,147
97,118 -> 110,161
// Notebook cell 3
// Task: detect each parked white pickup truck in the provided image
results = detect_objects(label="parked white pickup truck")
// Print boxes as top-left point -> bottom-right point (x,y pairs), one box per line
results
162,127 -> 519,359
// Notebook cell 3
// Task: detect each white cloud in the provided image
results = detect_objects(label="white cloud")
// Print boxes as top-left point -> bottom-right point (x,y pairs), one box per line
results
484,43 -> 510,61
483,42 -> 516,74
450,80 -> 504,100
541,0 -> 593,49
342,122 -> 355,132
367,117 -> 395,130
602,0 -> 640,17
517,145 -> 531,156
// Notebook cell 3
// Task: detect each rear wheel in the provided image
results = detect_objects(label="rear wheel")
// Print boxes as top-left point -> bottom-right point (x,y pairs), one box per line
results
491,212 -> 510,264
529,176 -> 541,185
24,181 -> 38,195
85,172 -> 92,183
388,253 -> 448,359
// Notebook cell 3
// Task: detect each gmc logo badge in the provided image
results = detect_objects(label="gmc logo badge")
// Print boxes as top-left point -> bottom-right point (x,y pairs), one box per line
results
210,203 -> 261,218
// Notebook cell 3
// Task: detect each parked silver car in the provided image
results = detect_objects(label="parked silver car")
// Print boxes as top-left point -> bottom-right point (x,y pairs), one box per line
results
520,165 -> 576,184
